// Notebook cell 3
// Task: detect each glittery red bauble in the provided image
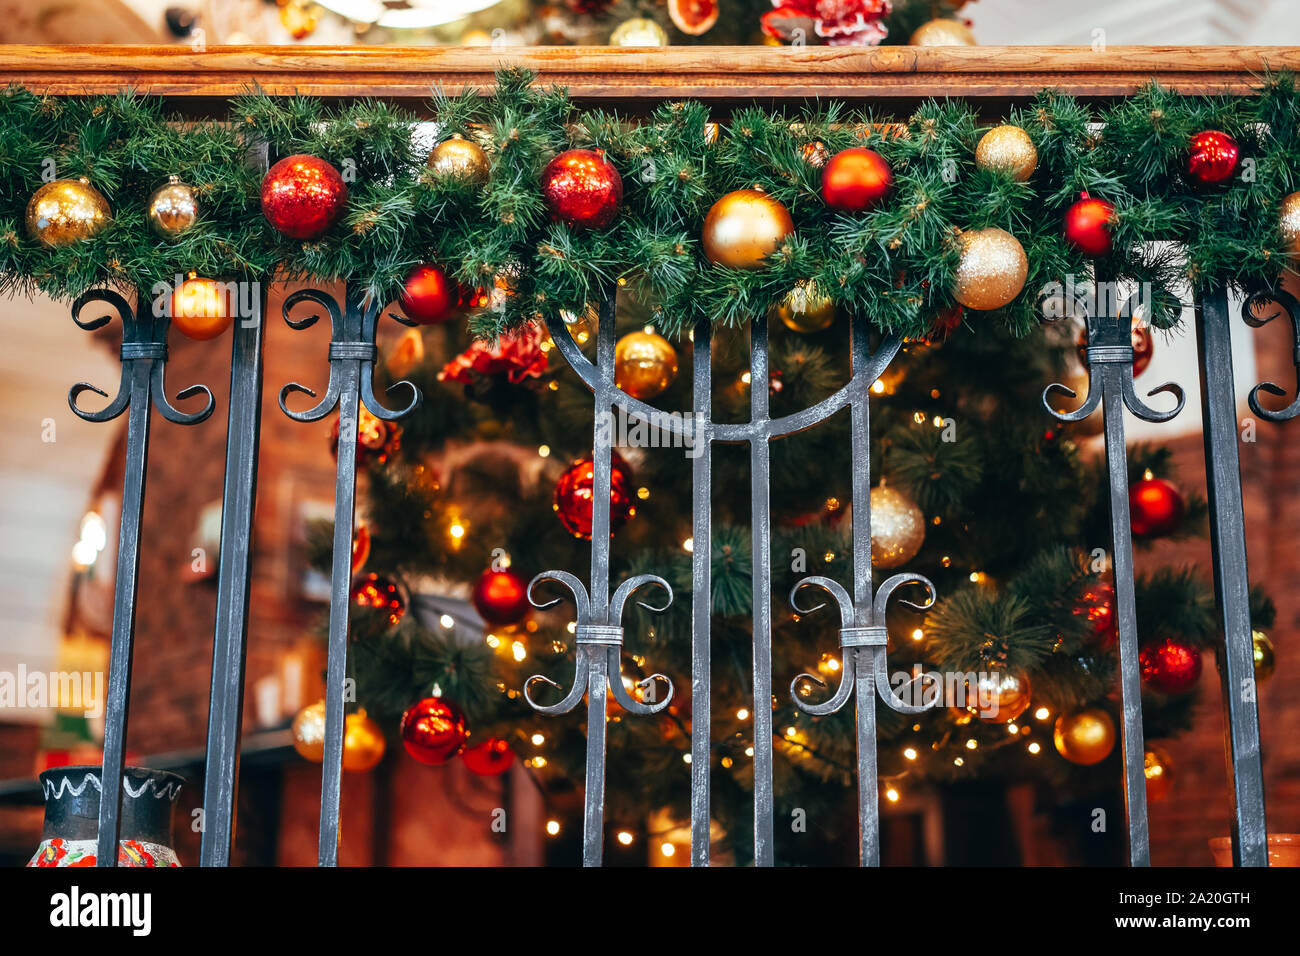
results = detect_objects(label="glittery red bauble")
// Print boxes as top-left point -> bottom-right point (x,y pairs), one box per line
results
1130,477 -> 1185,538
461,737 -> 515,776
351,523 -> 370,574
553,454 -> 635,539
351,573 -> 405,628
821,147 -> 892,212
260,154 -> 348,240
1077,579 -> 1117,645
1187,130 -> 1240,187
1140,638 -> 1203,695
472,568 -> 531,626
1064,194 -> 1115,258
400,264 -> 458,325
540,149 -> 623,231
399,697 -> 468,765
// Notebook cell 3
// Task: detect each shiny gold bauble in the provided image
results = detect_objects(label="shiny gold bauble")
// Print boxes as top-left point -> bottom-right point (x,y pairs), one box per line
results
870,485 -> 925,569
291,701 -> 327,763
1252,629 -> 1276,682
910,18 -> 977,46
1053,707 -> 1116,765
146,176 -> 199,240
342,709 -> 387,773
1280,191 -> 1300,260
615,330 -> 678,400
1144,745 -> 1175,802
26,178 -> 112,247
953,227 -> 1028,311
976,671 -> 1032,724
975,125 -> 1038,182
610,17 -> 669,46
702,188 -> 795,270
427,134 -> 490,185
772,280 -> 836,333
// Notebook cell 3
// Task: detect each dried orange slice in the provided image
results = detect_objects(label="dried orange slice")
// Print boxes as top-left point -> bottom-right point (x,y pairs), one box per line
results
668,0 -> 719,36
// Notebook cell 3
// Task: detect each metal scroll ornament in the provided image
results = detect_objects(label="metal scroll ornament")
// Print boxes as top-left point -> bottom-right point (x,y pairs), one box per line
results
1241,287 -> 1300,422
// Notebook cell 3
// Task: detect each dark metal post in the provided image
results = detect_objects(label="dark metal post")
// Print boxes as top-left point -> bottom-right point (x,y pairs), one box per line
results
278,283 -> 422,866
200,283 -> 267,867
1195,285 -> 1268,867
66,288 -> 214,867
690,319 -> 713,867
748,314 -> 775,867
1043,294 -> 1185,868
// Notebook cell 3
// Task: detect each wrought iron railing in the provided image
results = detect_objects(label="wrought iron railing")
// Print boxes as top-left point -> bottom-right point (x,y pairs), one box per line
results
33,46 -> 1295,868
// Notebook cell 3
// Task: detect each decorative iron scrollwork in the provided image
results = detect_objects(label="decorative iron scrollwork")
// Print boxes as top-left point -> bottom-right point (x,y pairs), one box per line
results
1240,287 -> 1300,421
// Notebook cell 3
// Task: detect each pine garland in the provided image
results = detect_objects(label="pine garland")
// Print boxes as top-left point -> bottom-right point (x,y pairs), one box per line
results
2,71 -> 1297,342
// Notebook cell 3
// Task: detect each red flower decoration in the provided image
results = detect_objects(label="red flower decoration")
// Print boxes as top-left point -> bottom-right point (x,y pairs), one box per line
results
761,0 -> 891,46
439,325 -> 549,385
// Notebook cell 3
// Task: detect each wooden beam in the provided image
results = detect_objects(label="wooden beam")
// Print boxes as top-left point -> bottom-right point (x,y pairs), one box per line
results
0,45 -> 1295,108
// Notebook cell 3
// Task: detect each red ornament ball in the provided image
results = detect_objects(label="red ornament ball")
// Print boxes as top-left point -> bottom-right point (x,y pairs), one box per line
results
351,523 -> 371,574
330,406 -> 400,466
261,154 -> 348,240
1130,477 -> 1185,538
400,264 -> 458,325
351,573 -> 405,628
821,147 -> 893,212
1063,194 -> 1115,258
1077,318 -> 1154,378
399,697 -> 468,765
1187,130 -> 1240,187
553,454 -> 635,540
461,737 -> 515,776
1140,638 -> 1203,695
540,148 -> 623,231
1077,579 -> 1117,645
472,568 -> 532,626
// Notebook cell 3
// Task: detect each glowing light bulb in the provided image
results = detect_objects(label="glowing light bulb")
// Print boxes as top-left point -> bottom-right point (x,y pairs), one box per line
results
617,831 -> 634,845
903,747 -> 918,760
531,733 -> 544,746
546,820 -> 560,836
439,614 -> 455,629
737,708 -> 749,720
1034,707 -> 1050,720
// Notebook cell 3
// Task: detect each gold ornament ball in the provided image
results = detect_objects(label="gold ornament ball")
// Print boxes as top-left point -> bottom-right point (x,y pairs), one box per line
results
910,18 -> 977,46
1053,707 -> 1116,765
147,176 -> 199,240
610,18 -> 669,46
976,670 -> 1032,724
1280,191 -> 1300,260
773,280 -> 836,333
953,227 -> 1028,311
1144,746 -> 1175,802
870,485 -> 925,569
702,189 -> 795,270
342,710 -> 387,773
975,125 -> 1038,182
1252,629 -> 1276,682
26,178 -> 112,247
291,701 -> 327,763
615,330 -> 678,400
427,134 -> 490,185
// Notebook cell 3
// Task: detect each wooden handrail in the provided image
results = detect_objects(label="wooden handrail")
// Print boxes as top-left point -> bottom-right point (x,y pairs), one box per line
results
0,45 -> 1297,108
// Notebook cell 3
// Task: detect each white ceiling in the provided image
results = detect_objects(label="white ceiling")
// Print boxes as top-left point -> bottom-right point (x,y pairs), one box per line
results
967,0 -> 1300,46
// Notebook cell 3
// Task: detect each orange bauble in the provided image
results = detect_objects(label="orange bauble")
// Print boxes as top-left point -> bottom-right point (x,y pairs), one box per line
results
821,147 -> 893,212
170,276 -> 234,341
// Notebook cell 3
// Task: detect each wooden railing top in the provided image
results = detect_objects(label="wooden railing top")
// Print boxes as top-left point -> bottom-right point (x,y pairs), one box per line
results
0,45 -> 1297,107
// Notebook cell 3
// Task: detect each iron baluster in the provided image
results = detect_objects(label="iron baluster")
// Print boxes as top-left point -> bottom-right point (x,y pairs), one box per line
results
68,288 -> 215,867
1043,293 -> 1185,868
279,283 -> 422,866
1196,285 -> 1270,866
788,316 -> 936,867
749,314 -> 775,867
690,319 -> 713,867
200,283 -> 267,866
529,286 -> 675,866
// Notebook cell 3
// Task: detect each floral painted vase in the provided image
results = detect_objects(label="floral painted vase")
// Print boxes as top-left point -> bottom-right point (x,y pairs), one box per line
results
28,766 -> 183,867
